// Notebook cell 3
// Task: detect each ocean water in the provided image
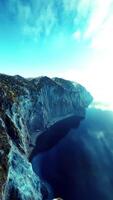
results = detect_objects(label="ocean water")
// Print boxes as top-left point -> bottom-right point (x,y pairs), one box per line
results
32,108 -> 113,200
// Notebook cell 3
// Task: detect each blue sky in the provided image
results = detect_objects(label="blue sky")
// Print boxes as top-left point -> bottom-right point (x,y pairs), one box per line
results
0,0 -> 113,105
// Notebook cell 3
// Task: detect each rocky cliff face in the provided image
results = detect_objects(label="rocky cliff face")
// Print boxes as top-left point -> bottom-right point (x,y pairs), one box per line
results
0,74 -> 92,200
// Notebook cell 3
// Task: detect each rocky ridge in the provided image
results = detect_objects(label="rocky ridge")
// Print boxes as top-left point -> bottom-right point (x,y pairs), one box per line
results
0,74 -> 93,200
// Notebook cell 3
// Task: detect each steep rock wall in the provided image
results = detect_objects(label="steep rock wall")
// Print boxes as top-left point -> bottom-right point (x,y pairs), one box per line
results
0,74 -> 92,199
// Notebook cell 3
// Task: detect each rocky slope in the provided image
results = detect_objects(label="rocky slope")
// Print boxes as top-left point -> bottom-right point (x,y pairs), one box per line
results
0,74 -> 92,200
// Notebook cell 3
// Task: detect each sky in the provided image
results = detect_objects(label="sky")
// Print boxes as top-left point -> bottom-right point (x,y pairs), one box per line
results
0,0 -> 113,106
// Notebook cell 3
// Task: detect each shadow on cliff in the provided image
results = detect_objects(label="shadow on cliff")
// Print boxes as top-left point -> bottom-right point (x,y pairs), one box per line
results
29,115 -> 84,161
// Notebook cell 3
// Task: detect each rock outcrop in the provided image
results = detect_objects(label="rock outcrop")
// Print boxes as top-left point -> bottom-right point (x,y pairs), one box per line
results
0,74 -> 92,200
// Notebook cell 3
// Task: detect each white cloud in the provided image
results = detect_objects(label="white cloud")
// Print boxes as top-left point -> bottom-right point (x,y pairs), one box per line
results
83,0 -> 113,51
7,0 -> 95,41
63,0 -> 92,18
77,0 -> 93,18
73,30 -> 81,40
8,0 -> 31,21
8,0 -> 113,45
84,0 -> 113,37
91,15 -> 113,49
62,0 -> 77,12
8,0 -> 57,40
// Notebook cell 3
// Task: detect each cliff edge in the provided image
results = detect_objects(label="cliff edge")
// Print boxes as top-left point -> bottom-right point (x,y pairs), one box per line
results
0,74 -> 93,200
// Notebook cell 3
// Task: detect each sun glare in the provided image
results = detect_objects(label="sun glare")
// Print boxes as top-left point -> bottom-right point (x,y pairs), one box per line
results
62,49 -> 113,111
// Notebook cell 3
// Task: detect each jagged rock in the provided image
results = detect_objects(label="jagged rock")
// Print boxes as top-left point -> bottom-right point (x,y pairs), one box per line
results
0,74 -> 92,199
4,145 -> 42,200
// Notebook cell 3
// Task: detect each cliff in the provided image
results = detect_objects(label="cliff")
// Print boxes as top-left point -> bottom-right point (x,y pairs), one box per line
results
0,74 -> 93,200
